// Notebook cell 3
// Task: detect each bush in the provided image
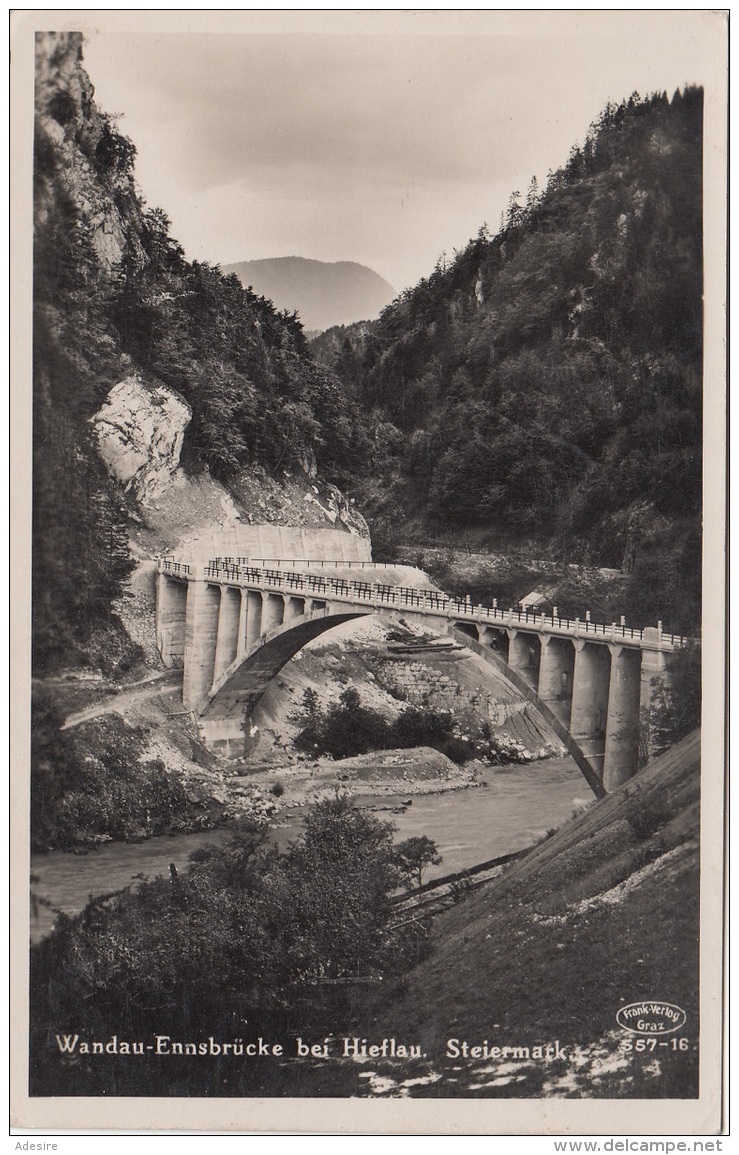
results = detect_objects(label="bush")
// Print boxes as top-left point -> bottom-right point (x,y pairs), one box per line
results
293,688 -> 486,765
392,706 -> 455,749
625,797 -> 670,841
449,875 -> 474,904
31,705 -> 195,850
30,797 -> 434,1051
646,640 -> 702,757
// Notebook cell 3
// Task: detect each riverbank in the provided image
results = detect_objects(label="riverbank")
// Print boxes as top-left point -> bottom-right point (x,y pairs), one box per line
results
237,744 -> 481,809
31,755 -> 585,943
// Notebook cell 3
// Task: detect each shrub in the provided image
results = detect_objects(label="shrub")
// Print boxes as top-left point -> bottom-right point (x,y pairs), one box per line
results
293,688 -> 486,765
646,641 -> 702,757
31,705 -> 195,850
30,796 -> 434,1049
625,797 -> 670,842
392,706 -> 455,749
449,875 -> 474,904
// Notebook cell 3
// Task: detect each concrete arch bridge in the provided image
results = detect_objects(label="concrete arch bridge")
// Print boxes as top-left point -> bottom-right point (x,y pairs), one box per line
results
156,557 -> 687,798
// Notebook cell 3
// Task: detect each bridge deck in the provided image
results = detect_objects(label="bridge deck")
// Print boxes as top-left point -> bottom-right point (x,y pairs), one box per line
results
159,557 -> 687,651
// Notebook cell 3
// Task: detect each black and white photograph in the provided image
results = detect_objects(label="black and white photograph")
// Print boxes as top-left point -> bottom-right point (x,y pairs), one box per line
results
11,9 -> 727,1136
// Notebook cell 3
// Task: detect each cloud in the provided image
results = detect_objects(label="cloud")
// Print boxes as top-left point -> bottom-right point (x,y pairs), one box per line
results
81,17 -> 715,290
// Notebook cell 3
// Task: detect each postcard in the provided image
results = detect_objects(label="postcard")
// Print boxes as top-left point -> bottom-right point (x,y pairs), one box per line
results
10,8 -> 727,1137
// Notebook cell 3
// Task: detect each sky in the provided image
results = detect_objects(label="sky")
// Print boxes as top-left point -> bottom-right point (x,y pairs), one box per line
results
78,11 -> 723,294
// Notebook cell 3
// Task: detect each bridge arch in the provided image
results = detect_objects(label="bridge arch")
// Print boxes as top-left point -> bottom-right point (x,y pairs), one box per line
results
195,601 -> 603,796
446,626 -> 606,797
158,560 -> 677,792
200,606 -> 372,721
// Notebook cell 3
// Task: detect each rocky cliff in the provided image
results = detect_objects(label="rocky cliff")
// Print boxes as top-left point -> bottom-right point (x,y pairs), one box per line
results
34,31 -> 142,277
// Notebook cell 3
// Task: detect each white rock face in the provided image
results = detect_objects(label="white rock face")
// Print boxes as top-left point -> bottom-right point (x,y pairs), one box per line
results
91,376 -> 191,504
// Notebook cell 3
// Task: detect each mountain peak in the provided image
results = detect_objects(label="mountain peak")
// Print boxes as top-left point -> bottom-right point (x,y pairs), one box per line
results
223,256 -> 396,332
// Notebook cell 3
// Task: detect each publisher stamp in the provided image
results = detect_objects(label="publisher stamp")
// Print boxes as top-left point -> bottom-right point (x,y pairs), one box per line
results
616,1002 -> 688,1036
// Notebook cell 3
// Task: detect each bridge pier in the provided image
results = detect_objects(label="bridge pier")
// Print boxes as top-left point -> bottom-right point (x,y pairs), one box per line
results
244,590 -> 263,652
537,635 -> 574,726
183,576 -> 221,712
507,629 -> 538,688
156,574 -> 187,668
213,586 -> 241,682
261,593 -> 284,635
639,627 -> 669,763
603,644 -> 642,789
197,714 -> 251,760
236,590 -> 249,659
570,640 -> 610,778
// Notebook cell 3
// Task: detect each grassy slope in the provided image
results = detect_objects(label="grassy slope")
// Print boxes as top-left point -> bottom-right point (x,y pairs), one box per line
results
341,731 -> 701,1097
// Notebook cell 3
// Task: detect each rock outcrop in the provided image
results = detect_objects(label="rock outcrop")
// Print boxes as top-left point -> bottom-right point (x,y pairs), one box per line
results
35,31 -> 147,277
91,375 -> 191,504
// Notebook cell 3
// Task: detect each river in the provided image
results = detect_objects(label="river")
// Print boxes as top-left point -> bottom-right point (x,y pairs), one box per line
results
30,756 -> 585,943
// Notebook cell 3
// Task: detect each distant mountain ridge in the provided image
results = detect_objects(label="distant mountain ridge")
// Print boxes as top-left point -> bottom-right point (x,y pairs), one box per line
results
223,256 -> 396,332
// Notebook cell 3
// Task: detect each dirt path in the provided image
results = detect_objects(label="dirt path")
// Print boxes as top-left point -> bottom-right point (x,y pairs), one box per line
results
61,668 -> 183,730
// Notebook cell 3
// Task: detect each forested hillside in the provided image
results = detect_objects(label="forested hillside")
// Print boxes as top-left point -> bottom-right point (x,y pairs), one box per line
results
33,33 -> 367,673
318,89 -> 703,632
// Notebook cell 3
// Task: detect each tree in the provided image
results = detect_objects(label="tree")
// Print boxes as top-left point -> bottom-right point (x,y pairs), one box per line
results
30,795 -> 436,1096
646,640 -> 701,758
506,190 -> 524,229
276,794 -> 435,983
300,687 -> 320,718
394,836 -> 443,890
392,706 -> 455,749
526,175 -> 540,212
338,686 -> 361,712
32,798 -> 423,1020
292,687 -> 325,756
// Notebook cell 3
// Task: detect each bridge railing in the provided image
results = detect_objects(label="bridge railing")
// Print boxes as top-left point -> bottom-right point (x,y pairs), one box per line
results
189,558 -> 688,649
161,558 -> 191,575
213,556 -> 382,570
661,631 -> 689,647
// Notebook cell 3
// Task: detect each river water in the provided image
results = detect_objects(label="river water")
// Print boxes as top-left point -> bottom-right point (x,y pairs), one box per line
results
30,756 -> 585,943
